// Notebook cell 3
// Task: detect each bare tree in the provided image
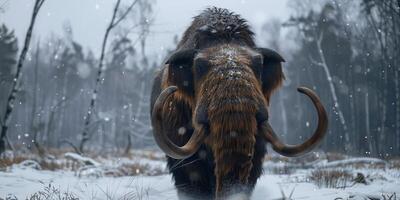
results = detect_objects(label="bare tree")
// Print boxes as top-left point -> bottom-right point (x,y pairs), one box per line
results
0,0 -> 46,155
79,0 -> 138,154
362,0 -> 400,156
30,40 -> 46,156
310,32 -> 350,152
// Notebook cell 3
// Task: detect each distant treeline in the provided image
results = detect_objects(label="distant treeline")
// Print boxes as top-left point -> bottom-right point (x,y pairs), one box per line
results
0,0 -> 399,157
264,0 -> 400,158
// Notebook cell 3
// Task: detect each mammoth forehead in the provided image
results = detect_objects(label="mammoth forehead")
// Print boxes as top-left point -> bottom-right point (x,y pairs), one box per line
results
197,44 -> 256,66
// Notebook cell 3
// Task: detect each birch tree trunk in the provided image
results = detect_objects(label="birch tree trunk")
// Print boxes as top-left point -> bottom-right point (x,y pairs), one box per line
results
31,41 -> 45,156
0,0 -> 45,154
315,32 -> 350,152
55,66 -> 70,146
379,66 -> 388,157
392,2 -> 400,154
396,44 -> 400,155
79,0 -> 138,153
364,92 -> 374,156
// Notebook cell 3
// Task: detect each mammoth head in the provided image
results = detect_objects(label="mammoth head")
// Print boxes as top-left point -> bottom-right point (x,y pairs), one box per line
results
164,45 -> 285,105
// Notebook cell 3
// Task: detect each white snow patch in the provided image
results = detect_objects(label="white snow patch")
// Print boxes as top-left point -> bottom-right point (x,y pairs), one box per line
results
0,155 -> 399,200
0,168 -> 176,200
314,157 -> 388,168
64,152 -> 101,167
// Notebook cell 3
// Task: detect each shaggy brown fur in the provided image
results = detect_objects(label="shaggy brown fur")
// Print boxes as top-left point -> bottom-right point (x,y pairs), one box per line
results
196,45 -> 266,193
151,7 -> 285,199
177,7 -> 255,50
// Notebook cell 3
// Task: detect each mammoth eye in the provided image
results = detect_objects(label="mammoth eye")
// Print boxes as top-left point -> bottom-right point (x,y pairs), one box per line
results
194,57 -> 211,80
251,55 -> 263,80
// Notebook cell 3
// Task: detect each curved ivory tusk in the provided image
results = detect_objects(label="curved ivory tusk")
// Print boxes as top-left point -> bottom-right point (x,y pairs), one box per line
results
151,86 -> 207,159
260,87 -> 328,157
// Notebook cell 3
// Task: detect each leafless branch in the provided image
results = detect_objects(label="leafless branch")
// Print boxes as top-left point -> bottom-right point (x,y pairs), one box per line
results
314,30 -> 350,150
107,0 -> 122,31
0,0 -> 46,154
308,55 -> 323,66
59,139 -> 80,154
112,0 -> 139,28
5,134 -> 14,151
37,0 -> 45,10
80,0 -> 139,153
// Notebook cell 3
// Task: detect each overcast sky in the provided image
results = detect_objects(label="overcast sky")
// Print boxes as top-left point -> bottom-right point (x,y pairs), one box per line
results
0,0 -> 290,56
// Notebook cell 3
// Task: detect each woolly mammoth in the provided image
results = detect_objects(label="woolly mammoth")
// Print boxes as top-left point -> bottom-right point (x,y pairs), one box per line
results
150,7 -> 328,200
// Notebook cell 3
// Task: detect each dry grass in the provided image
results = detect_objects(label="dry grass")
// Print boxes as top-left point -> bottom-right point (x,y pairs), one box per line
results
0,154 -> 80,172
129,150 -> 165,161
2,183 -> 151,200
0,149 -> 166,178
271,165 -> 295,175
118,163 -> 164,176
323,159 -> 388,169
39,158 -> 82,171
309,169 -> 353,188
325,152 -> 347,162
353,162 -> 386,169
264,154 -> 290,163
0,155 -> 28,170
26,184 -> 78,200
389,159 -> 400,169
102,162 -> 165,177
116,185 -> 150,200
264,163 -> 297,175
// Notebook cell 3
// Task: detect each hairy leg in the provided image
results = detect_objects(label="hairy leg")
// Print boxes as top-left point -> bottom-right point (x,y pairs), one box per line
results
247,134 -> 267,194
168,145 -> 215,200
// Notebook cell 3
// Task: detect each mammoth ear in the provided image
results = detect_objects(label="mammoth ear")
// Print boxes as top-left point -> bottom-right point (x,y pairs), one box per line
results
165,49 -> 198,96
256,48 -> 285,103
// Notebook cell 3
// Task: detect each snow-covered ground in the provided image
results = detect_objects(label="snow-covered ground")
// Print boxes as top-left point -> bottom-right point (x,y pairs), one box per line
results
1,152 -> 399,200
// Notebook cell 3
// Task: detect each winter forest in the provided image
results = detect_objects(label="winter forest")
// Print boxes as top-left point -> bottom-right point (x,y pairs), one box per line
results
0,0 -> 399,200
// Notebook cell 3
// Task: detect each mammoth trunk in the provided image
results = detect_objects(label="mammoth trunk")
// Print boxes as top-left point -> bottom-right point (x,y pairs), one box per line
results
194,54 -> 266,197
205,112 -> 257,195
